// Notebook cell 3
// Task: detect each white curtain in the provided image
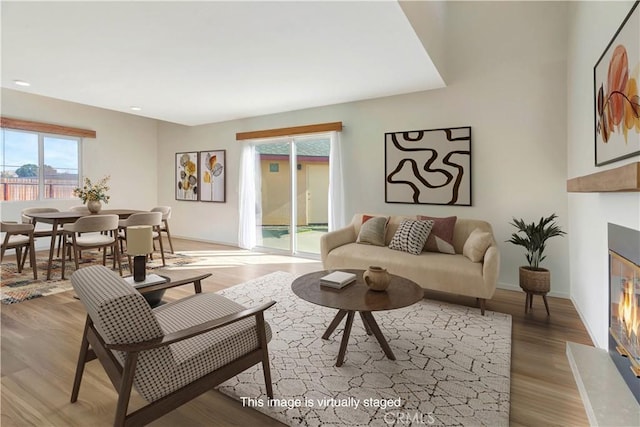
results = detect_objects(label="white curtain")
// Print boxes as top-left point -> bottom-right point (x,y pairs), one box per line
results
328,131 -> 345,231
238,143 -> 261,249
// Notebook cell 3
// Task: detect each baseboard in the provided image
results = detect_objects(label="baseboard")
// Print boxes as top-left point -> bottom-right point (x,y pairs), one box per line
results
496,282 -> 520,292
170,236 -> 321,261
497,281 -> 570,299
32,234 -> 241,253
570,296 -> 601,349
170,234 -> 238,248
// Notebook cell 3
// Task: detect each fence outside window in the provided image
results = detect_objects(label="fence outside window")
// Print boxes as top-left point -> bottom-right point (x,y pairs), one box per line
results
1,126 -> 81,201
0,177 -> 77,201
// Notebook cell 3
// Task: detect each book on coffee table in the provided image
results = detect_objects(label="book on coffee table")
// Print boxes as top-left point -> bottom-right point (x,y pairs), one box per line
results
320,271 -> 356,289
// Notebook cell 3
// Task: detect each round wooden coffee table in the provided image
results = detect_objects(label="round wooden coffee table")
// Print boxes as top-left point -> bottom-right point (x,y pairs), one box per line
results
291,269 -> 423,366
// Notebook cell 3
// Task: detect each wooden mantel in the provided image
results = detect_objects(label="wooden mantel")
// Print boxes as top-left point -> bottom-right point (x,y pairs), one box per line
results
567,161 -> 640,192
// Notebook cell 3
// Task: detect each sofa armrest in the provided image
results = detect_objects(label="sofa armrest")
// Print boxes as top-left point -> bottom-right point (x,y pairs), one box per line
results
321,225 -> 357,265
482,245 -> 500,292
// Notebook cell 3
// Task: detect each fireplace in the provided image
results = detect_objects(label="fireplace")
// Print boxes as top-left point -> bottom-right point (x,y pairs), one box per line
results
608,223 -> 640,404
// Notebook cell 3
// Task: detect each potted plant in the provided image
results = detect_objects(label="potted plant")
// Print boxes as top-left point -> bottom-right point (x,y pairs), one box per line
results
507,214 -> 566,295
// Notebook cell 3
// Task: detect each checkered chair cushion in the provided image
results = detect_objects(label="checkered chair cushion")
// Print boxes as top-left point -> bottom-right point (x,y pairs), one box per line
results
152,293 -> 272,401
71,265 -> 271,402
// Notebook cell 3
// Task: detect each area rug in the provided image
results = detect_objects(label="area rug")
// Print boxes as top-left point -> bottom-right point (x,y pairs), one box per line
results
0,251 -> 196,304
217,271 -> 512,426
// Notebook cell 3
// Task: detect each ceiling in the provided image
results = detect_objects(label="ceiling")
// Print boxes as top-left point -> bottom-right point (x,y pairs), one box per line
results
1,1 -> 444,126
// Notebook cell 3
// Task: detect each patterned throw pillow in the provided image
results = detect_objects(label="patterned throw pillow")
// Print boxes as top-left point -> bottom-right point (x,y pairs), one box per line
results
388,219 -> 434,255
356,216 -> 388,246
418,215 -> 457,254
463,228 -> 494,262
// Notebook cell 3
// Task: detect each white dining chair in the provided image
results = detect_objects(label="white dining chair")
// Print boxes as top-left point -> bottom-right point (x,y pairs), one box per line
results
151,206 -> 174,254
21,207 -> 64,257
117,211 -> 165,269
70,205 -> 90,213
61,214 -> 121,279
1,221 -> 38,279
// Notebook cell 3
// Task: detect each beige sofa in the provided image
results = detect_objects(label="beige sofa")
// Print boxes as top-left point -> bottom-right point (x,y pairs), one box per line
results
320,214 -> 500,314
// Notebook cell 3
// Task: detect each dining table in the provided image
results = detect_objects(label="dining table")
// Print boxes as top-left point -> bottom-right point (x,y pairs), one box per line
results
26,209 -> 143,280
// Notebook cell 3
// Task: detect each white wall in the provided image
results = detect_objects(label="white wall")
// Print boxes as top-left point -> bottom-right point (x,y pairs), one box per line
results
400,0 -> 448,82
1,89 -> 159,247
157,1 -> 571,295
566,1 -> 640,349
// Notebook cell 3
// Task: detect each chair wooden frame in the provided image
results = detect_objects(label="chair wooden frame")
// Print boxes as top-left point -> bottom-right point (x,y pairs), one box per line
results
71,297 -> 275,427
1,222 -> 37,279
151,207 -> 174,254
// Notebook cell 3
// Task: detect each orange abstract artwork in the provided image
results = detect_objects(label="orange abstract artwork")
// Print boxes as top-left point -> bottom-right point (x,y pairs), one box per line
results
594,2 -> 640,166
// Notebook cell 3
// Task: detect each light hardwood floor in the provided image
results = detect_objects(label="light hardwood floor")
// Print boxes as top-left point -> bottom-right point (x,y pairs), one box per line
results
1,238 -> 593,426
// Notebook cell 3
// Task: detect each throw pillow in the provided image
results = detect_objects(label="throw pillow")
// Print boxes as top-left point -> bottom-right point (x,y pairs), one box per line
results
362,214 -> 376,223
357,216 -> 388,246
417,215 -> 457,254
388,219 -> 434,255
463,228 -> 493,262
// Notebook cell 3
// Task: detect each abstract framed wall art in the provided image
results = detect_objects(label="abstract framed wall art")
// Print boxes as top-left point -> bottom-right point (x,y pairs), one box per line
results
175,152 -> 198,201
594,1 -> 640,166
199,150 -> 226,203
385,126 -> 472,206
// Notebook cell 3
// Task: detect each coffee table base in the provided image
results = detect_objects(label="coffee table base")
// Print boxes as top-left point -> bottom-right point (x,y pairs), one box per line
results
322,309 -> 396,367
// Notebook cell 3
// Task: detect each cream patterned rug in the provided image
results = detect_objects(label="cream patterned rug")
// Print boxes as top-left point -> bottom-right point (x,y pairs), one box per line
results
218,271 -> 512,426
0,251 -> 196,304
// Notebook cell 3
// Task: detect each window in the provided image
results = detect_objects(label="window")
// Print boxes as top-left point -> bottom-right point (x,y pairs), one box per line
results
1,128 -> 81,201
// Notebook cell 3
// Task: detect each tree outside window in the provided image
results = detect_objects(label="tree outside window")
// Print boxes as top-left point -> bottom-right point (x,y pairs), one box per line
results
1,129 -> 80,201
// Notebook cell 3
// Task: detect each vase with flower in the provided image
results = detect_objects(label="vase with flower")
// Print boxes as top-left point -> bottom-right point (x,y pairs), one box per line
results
73,175 -> 111,214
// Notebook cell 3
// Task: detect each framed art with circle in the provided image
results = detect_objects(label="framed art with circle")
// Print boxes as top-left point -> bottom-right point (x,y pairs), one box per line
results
175,151 -> 198,201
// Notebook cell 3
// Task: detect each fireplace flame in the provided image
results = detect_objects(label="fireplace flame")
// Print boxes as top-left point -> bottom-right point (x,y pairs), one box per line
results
618,279 -> 639,340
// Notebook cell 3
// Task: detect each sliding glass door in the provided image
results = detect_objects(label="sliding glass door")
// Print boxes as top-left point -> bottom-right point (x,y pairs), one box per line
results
255,136 -> 330,256
256,141 -> 292,252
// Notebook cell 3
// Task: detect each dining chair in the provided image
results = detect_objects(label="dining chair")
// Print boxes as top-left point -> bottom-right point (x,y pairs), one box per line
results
68,206 -> 93,260
70,205 -> 90,213
151,206 -> 174,254
70,265 -> 275,427
21,207 -> 65,257
1,221 -> 37,279
61,214 -> 122,279
117,212 -> 165,269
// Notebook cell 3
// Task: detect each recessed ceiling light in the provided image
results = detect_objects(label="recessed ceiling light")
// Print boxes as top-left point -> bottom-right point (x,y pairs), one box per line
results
130,106 -> 142,111
13,80 -> 30,87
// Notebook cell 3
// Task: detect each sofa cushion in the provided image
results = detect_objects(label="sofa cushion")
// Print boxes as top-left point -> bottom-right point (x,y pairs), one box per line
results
451,219 -> 494,254
418,215 -> 457,254
356,215 -> 388,246
388,219 -> 434,255
325,243 -> 485,295
463,228 -> 494,262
